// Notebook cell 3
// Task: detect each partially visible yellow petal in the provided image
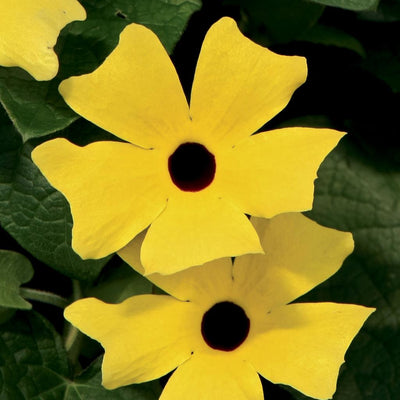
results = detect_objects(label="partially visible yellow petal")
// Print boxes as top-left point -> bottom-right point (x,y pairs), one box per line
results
59,23 -> 190,149
189,17 -> 307,146
161,354 -> 263,400
64,296 -> 198,389
32,139 -> 167,259
119,237 -> 234,307
150,258 -> 234,309
0,0 -> 86,80
141,193 -> 263,275
118,230 -> 147,275
240,303 -> 375,400
233,213 -> 354,311
219,128 -> 345,218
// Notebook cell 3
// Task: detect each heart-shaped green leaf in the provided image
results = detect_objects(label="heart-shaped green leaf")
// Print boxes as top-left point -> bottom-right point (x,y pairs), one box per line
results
0,312 -> 162,399
0,250 -> 33,310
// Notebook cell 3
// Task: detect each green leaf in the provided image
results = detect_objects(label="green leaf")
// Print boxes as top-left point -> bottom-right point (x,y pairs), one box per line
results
358,1 -> 400,22
0,307 -> 16,325
362,42 -> 400,93
308,0 -> 379,10
87,260 -> 153,303
0,312 -> 70,399
231,0 -> 324,44
292,137 -> 400,399
356,6 -> 400,93
58,0 -> 202,77
0,0 -> 201,142
298,24 -> 366,57
0,250 -> 33,310
0,68 -> 79,142
0,108 -> 109,281
0,312 -> 162,399
377,0 -> 400,21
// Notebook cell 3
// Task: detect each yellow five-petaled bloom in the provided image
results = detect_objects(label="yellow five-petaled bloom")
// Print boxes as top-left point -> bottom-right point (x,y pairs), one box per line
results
33,17 -> 345,275
0,0 -> 86,81
65,213 -> 375,400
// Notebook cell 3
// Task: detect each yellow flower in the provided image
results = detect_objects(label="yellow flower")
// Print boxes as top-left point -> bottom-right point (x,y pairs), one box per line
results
33,17 -> 345,274
65,213 -> 375,400
0,0 -> 86,81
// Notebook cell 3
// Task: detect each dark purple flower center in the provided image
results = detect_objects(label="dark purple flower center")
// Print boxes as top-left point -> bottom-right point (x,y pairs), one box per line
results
201,301 -> 250,351
168,142 -> 216,192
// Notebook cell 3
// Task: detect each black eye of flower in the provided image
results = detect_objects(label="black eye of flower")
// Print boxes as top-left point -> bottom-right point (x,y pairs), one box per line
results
201,301 -> 250,351
168,142 -> 216,192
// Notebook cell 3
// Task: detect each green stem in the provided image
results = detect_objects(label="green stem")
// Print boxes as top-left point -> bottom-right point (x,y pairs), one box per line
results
65,324 -> 80,352
64,280 -> 83,364
71,279 -> 82,300
20,287 -> 69,309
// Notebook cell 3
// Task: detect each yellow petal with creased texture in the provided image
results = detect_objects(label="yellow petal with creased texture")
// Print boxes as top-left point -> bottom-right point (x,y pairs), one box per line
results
219,128 -> 345,218
190,17 -> 307,146
59,23 -> 190,149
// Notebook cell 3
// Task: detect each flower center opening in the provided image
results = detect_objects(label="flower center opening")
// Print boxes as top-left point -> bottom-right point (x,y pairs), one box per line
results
201,301 -> 250,351
168,142 -> 216,192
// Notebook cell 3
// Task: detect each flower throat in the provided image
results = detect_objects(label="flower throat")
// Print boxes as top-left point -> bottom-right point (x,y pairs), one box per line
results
168,142 -> 216,192
201,301 -> 250,351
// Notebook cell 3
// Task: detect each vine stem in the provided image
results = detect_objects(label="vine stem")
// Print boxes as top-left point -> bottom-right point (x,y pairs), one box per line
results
65,324 -> 80,352
64,280 -> 83,359
20,287 -> 69,309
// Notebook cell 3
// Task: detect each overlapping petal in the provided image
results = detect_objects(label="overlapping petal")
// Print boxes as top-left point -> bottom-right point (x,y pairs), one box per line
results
233,213 -> 354,311
119,236 -> 234,306
32,139 -> 168,259
0,0 -> 86,81
64,295 -> 198,389
140,194 -> 263,275
240,303 -> 374,399
160,354 -> 263,400
189,17 -> 307,146
59,23 -> 190,149
218,128 -> 346,217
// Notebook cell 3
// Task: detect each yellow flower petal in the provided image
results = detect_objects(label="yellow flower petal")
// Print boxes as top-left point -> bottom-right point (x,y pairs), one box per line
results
160,354 -> 263,400
241,303 -> 375,399
64,296 -> 198,389
59,23 -> 190,149
32,139 -> 167,259
119,237 -> 234,306
189,17 -> 307,146
233,213 -> 354,311
219,127 -> 345,217
141,194 -> 263,275
0,0 -> 86,81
